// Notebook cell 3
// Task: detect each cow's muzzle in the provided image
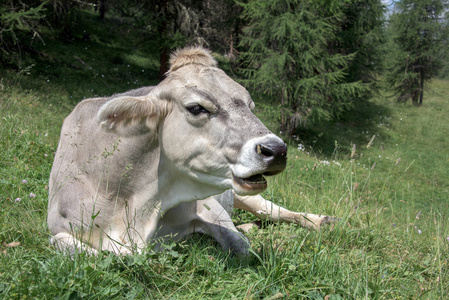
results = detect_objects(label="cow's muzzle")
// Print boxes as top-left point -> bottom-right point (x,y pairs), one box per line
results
255,141 -> 287,175
232,138 -> 287,194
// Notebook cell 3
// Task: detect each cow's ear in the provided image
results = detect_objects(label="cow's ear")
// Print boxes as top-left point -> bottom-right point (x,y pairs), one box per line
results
97,96 -> 170,136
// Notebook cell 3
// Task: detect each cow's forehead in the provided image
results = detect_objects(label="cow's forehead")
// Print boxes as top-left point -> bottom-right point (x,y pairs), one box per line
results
167,66 -> 253,108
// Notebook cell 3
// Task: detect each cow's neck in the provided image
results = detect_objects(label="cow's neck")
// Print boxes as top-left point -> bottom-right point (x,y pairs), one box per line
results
133,152 -> 225,215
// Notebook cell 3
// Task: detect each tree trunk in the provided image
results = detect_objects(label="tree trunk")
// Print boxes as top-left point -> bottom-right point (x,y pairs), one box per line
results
158,47 -> 169,80
412,89 -> 419,106
158,0 -> 169,80
419,66 -> 424,106
99,0 -> 106,20
280,86 -> 286,134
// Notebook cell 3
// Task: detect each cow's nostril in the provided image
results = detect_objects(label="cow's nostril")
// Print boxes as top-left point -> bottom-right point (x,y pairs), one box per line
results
256,142 -> 287,159
256,144 -> 275,157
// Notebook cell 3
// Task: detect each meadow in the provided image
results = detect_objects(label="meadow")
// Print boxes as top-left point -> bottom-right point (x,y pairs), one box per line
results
1,11 -> 448,299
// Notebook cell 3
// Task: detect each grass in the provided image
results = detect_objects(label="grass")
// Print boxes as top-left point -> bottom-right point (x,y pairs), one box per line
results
1,9 -> 449,299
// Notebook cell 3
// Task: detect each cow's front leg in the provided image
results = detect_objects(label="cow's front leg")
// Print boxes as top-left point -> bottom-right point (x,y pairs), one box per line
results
195,198 -> 250,256
90,207 -> 162,254
233,194 -> 336,232
51,232 -> 99,255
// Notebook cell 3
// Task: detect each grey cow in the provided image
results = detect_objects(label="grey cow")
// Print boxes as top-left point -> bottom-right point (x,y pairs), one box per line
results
48,46 -> 333,255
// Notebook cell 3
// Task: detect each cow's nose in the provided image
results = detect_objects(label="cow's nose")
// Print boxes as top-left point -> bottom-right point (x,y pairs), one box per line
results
256,141 -> 287,174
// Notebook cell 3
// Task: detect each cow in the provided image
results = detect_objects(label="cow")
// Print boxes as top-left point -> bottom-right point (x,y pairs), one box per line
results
47,46 -> 333,255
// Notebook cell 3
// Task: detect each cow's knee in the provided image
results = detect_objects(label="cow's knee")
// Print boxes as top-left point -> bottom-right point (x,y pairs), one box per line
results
51,232 -> 99,256
219,227 -> 250,257
199,223 -> 250,256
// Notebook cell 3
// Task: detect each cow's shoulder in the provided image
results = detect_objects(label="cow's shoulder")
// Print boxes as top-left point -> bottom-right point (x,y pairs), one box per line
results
73,97 -> 109,115
61,97 -> 109,131
112,86 -> 155,98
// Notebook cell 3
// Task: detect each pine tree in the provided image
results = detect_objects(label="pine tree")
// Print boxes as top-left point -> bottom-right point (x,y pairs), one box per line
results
334,0 -> 385,86
237,0 -> 376,135
0,1 -> 47,66
386,0 -> 449,106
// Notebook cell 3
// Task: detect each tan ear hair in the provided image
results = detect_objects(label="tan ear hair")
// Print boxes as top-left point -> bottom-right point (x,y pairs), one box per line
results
168,46 -> 217,74
97,96 -> 171,137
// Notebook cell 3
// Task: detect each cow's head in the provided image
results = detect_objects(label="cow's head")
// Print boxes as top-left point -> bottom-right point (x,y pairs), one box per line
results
97,46 -> 287,196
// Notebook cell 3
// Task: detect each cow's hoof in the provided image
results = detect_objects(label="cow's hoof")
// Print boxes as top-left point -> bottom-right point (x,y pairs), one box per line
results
319,216 -> 340,229
236,221 -> 262,233
230,234 -> 251,257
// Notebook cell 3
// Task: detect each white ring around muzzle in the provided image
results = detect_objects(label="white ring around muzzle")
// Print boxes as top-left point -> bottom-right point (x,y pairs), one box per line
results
231,134 -> 286,179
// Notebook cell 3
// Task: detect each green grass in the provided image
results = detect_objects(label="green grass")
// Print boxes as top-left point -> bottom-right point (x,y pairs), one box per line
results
1,9 -> 449,299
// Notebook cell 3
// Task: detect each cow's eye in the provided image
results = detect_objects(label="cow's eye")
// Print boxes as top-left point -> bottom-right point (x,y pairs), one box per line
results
187,105 -> 209,116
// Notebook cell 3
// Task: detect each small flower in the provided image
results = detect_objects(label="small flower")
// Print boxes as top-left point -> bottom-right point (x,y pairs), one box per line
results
29,193 -> 36,198
15,198 -> 21,202
416,211 -> 421,219
321,160 -> 330,166
447,237 -> 449,242
418,230 -> 422,234
21,180 -> 28,184
44,154 -> 48,157
393,223 -> 396,227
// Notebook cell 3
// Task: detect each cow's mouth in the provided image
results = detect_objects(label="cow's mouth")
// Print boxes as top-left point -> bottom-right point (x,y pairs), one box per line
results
232,173 -> 268,191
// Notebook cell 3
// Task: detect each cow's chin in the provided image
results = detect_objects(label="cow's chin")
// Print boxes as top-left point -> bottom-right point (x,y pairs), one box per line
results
232,173 -> 268,196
